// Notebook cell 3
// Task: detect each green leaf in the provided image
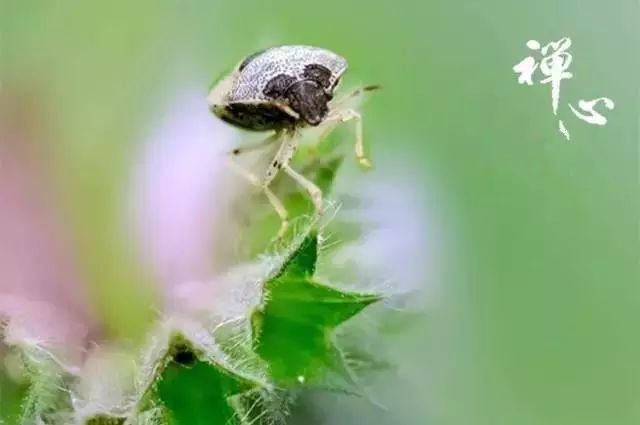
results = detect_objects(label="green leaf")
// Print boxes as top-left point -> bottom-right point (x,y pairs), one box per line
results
84,415 -> 125,425
157,361 -> 249,425
0,349 -> 29,425
277,230 -> 318,279
153,337 -> 265,425
252,233 -> 382,389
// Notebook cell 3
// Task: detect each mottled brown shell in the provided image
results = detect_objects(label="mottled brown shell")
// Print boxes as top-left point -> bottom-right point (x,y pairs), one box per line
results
208,45 -> 348,131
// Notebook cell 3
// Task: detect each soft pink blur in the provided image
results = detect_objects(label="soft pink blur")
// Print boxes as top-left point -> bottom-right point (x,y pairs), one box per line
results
0,91 -> 96,367
127,87 -> 241,313
0,85 -> 243,367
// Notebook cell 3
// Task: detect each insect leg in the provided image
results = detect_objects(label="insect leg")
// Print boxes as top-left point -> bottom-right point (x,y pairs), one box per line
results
262,131 -> 299,186
229,131 -> 280,156
348,109 -> 372,168
318,108 -> 372,168
227,157 -> 289,238
282,163 -> 323,214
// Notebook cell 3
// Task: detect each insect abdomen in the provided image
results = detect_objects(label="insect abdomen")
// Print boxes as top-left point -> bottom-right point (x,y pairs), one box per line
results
217,103 -> 297,131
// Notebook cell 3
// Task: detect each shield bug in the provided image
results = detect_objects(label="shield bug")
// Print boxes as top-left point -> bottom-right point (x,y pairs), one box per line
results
208,45 -> 379,237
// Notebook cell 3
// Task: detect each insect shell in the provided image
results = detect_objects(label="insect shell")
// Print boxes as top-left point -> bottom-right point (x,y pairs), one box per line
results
207,45 -> 348,131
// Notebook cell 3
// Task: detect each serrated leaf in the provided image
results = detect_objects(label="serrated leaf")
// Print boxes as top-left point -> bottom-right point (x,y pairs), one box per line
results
152,337 -> 264,425
157,361 -> 250,425
277,231 -> 318,279
252,233 -> 382,389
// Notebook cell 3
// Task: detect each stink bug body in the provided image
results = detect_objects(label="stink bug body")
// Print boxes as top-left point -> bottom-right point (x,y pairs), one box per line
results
208,45 -> 378,237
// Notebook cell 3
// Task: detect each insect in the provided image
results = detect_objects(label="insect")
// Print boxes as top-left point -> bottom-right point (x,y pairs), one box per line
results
208,45 -> 378,237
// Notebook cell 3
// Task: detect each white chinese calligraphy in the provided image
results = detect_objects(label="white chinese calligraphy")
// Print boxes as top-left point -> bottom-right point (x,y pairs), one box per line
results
512,40 -> 541,86
568,98 -> 615,126
513,37 -> 614,140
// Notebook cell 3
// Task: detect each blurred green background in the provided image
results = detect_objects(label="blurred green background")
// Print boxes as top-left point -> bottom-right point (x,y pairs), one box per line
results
2,1 -> 639,424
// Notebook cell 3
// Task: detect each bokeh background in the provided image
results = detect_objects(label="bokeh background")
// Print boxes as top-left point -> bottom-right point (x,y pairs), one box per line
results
1,1 -> 639,424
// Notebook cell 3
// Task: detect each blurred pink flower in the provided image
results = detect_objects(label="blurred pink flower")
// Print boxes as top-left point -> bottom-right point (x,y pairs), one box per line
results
0,94 -> 97,368
127,87 -> 241,313
328,156 -> 441,298
0,85 -> 242,369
